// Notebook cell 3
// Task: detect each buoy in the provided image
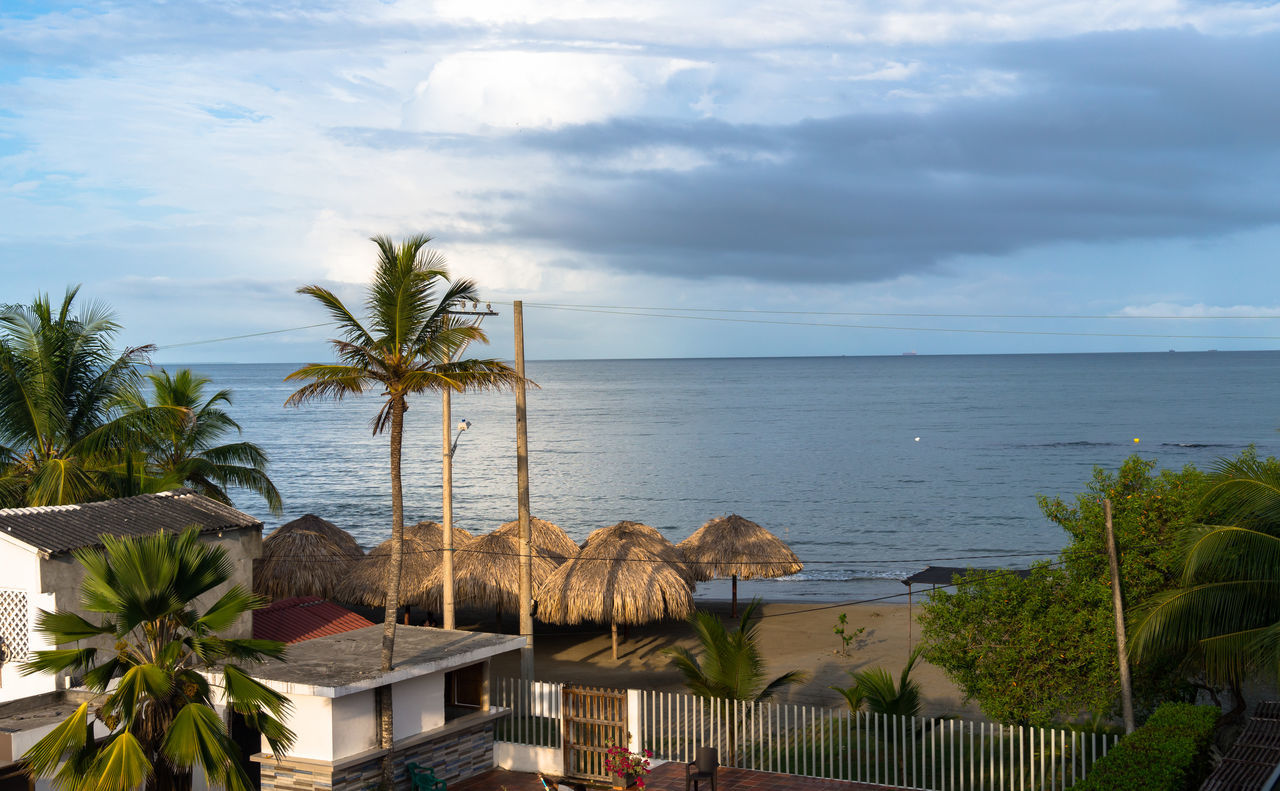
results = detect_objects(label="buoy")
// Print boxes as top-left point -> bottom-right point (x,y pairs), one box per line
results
1133,438 -> 1140,443
914,437 -> 920,442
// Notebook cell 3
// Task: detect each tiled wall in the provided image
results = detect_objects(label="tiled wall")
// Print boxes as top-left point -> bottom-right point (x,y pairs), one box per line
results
260,722 -> 495,791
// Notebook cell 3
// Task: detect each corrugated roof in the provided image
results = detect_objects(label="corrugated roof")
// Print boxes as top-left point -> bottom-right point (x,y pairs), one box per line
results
1202,701 -> 1280,791
252,596 -> 374,644
0,489 -> 262,557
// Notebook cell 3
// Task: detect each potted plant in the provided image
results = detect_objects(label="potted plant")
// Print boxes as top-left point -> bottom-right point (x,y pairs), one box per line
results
602,742 -> 653,790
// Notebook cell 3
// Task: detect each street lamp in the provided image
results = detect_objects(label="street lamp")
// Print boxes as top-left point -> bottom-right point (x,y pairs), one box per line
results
451,419 -> 471,454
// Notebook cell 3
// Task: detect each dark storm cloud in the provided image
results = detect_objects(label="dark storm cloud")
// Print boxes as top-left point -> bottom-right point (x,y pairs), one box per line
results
484,29 -> 1280,283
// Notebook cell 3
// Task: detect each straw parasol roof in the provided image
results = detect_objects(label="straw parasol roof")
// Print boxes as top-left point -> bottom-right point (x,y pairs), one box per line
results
420,529 -> 561,611
677,514 -> 803,582
407,520 -> 475,550
677,514 -> 802,616
255,515 -> 364,601
492,516 -> 578,563
535,534 -> 694,659
581,520 -> 698,584
332,530 -> 442,609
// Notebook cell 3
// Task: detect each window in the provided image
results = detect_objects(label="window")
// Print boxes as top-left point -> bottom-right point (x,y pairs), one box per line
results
443,662 -> 486,721
0,590 -> 28,681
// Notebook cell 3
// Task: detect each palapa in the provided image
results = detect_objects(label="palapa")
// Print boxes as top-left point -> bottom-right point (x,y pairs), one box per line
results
535,533 -> 694,660
420,529 -> 560,612
332,531 -> 442,609
492,516 -> 578,563
581,520 -> 698,584
407,520 -> 475,549
678,514 -> 802,616
255,514 -> 364,601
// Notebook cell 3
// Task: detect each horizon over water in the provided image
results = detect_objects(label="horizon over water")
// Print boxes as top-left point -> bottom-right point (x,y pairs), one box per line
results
193,350 -> 1280,604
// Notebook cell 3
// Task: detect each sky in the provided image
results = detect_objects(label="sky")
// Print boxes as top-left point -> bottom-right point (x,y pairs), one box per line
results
2,0 -> 1280,362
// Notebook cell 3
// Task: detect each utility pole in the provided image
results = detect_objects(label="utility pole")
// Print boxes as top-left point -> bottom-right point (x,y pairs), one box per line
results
514,300 -> 534,679
439,303 -> 496,630
1104,498 -> 1136,734
441,389 -> 456,629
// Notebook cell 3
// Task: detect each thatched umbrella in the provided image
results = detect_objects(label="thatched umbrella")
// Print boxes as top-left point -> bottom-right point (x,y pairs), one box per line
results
332,531 -> 442,610
493,516 -> 578,563
678,514 -> 803,616
420,529 -> 561,615
407,520 -> 475,549
581,520 -> 698,584
536,535 -> 694,661
255,514 -> 364,601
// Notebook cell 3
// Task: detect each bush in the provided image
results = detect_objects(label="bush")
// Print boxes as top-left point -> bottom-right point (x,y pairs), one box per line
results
1072,703 -> 1219,791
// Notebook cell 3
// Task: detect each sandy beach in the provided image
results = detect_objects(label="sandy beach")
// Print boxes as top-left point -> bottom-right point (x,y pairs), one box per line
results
480,600 -> 981,719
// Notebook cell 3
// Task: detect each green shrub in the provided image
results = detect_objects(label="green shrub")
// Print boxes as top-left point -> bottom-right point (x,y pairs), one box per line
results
1072,703 -> 1219,791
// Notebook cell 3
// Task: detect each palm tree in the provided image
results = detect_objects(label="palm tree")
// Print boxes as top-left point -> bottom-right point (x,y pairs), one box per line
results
285,234 -> 522,787
666,598 -> 807,701
831,645 -> 925,717
130,368 -> 282,515
20,527 -> 294,791
0,287 -> 153,506
1129,450 -> 1280,720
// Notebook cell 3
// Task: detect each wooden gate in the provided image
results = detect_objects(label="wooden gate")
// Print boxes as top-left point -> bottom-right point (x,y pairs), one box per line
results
562,685 -> 628,782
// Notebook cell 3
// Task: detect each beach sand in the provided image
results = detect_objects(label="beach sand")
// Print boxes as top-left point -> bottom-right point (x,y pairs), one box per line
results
481,600 -> 981,719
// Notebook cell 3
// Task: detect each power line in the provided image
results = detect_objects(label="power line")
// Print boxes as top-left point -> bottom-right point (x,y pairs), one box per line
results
523,302 -> 1280,321
154,323 -> 330,350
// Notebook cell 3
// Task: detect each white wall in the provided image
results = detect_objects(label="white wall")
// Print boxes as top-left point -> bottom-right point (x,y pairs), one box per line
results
0,535 -> 55,703
494,743 -> 563,775
266,689 -> 378,763
392,672 -> 444,743
332,690 -> 378,760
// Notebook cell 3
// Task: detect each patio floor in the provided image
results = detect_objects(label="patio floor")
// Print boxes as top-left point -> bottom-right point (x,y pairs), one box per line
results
452,764 -> 895,791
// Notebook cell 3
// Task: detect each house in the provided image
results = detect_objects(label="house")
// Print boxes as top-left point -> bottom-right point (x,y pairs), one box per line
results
241,625 -> 524,791
252,597 -> 374,644
0,489 -> 263,703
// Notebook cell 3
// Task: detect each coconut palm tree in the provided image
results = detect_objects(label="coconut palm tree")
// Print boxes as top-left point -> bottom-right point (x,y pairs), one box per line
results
285,234 -> 521,787
130,368 -> 282,515
20,527 -> 294,791
0,287 -> 153,506
1130,450 -> 1280,719
666,598 -> 807,702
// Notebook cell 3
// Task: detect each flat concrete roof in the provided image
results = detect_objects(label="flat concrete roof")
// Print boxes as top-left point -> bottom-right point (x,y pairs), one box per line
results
244,625 -> 525,698
0,691 -> 98,765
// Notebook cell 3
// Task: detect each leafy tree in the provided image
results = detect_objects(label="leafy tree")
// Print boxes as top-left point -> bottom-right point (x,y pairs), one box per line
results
20,527 -> 294,791
0,287 -> 153,506
1130,448 -> 1280,720
831,645 -> 925,717
129,368 -> 282,515
666,598 -> 807,702
285,234 -> 521,787
920,456 -> 1205,725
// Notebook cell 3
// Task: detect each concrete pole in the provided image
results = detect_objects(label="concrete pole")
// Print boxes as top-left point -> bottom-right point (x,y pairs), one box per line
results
1105,498 -> 1136,734
441,388 -> 456,630
514,301 -> 534,679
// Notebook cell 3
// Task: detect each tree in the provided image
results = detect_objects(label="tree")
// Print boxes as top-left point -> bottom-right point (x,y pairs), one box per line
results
130,368 -> 282,515
832,645 -> 925,717
20,527 -> 294,791
0,287 -> 153,506
666,598 -> 807,702
285,234 -> 521,787
920,456 -> 1205,725
1130,448 -> 1280,720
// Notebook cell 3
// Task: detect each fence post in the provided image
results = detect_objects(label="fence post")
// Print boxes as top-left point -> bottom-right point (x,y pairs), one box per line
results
627,689 -> 642,754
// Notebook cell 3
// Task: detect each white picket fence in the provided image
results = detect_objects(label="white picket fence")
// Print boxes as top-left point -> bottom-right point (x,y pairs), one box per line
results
493,678 -> 1122,791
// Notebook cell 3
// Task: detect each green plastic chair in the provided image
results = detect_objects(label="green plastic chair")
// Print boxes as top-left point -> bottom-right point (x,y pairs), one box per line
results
406,763 -> 446,791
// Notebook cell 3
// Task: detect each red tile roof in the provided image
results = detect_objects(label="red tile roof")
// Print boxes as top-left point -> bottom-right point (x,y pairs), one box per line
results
253,597 -> 374,644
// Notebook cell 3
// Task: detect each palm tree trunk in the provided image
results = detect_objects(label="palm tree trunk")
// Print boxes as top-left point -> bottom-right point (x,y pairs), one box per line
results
379,397 -> 406,791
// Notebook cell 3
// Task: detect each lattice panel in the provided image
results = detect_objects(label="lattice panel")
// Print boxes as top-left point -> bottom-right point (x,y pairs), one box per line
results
0,588 -> 29,664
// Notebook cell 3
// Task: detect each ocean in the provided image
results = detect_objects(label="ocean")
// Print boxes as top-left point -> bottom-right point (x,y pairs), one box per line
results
191,351 -> 1280,603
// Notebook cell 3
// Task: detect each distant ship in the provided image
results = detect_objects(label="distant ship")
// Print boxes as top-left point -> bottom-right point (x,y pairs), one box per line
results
902,351 -> 918,356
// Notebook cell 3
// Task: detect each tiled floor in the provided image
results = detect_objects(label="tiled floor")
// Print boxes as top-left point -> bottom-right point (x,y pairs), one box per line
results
452,764 -> 894,791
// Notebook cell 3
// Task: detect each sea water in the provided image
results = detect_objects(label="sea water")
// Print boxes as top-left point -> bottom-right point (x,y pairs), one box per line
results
191,351 -> 1280,603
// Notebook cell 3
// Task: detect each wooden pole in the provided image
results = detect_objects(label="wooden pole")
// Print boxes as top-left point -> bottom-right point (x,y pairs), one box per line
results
441,389 -> 456,630
1105,498 -> 1136,734
611,621 -> 619,661
514,301 -> 534,679
731,575 -> 738,617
